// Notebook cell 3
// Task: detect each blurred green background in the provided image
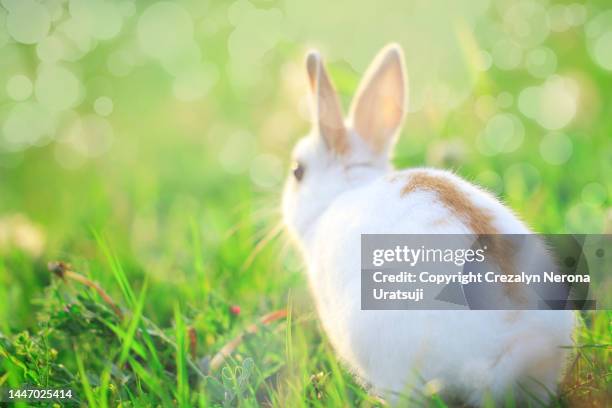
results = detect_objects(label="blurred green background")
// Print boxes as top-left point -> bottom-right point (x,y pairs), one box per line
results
0,0 -> 610,407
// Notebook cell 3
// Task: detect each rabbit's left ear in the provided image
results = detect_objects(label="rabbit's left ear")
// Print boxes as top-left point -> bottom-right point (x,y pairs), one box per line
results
349,44 -> 407,155
306,51 -> 349,155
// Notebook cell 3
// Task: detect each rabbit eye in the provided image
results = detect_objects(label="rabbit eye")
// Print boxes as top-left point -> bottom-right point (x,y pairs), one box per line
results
292,161 -> 305,182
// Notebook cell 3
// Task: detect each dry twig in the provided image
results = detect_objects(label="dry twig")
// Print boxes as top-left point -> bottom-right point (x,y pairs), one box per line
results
209,309 -> 287,371
48,261 -> 124,320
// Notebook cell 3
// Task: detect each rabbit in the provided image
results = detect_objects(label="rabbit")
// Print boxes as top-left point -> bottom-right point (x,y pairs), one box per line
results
281,43 -> 576,406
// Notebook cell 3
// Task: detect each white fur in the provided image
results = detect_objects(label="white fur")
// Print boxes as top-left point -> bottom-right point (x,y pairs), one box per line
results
282,45 -> 575,406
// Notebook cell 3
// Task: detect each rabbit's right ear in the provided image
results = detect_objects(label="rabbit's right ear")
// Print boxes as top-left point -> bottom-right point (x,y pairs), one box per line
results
349,44 -> 407,156
306,51 -> 349,155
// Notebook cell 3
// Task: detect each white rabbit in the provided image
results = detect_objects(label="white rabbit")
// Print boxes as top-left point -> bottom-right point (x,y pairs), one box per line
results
282,44 -> 576,406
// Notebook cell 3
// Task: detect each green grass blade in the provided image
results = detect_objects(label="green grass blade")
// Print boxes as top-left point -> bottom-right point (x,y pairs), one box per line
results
174,303 -> 191,408
74,344 -> 98,408
118,278 -> 149,365
93,230 -> 136,308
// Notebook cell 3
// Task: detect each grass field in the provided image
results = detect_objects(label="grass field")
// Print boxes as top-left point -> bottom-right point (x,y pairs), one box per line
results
0,0 -> 611,407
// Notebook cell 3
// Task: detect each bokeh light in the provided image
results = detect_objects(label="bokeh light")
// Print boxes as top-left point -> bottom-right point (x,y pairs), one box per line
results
539,132 -> 573,165
503,1 -> 549,48
172,63 -> 218,102
36,35 -> 66,62
250,153 -> 284,189
227,0 -> 284,86
496,92 -> 513,109
525,46 -> 557,78
477,113 -> 524,155
0,0 -> 608,237
68,0 -> 123,41
548,3 -> 587,32
138,2 -> 194,65
0,7 -> 9,48
2,102 -> 56,150
586,10 -> 612,71
93,96 -> 113,117
581,182 -> 608,206
35,64 -> 82,111
518,76 -> 578,130
59,114 -> 113,158
492,39 -> 523,70
592,31 -> 612,70
4,0 -> 50,44
6,74 -> 33,101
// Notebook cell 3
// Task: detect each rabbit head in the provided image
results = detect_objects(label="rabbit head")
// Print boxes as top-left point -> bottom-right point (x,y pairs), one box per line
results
283,44 -> 408,241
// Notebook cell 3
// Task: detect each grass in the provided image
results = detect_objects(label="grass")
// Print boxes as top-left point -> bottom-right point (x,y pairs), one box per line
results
0,222 -> 609,406
0,0 -> 611,406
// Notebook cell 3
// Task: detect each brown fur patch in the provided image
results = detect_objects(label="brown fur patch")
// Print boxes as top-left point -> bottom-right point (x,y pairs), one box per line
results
400,171 -> 524,303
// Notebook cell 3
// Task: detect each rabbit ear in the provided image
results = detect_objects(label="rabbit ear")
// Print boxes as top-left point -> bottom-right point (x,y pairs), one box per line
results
306,51 -> 349,155
349,44 -> 407,155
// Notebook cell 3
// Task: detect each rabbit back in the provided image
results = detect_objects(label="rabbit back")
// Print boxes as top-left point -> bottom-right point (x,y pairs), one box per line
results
305,167 -> 575,404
